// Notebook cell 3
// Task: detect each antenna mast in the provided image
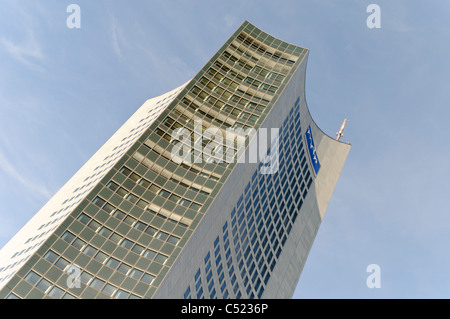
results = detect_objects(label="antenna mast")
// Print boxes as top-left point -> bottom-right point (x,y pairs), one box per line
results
336,119 -> 347,141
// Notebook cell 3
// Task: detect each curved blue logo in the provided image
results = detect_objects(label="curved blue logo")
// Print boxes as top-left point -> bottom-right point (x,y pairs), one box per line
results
305,125 -> 320,175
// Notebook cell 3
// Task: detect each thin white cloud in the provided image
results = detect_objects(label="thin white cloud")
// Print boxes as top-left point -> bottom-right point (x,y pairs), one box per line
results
0,150 -> 51,199
110,15 -> 126,58
1,29 -> 45,72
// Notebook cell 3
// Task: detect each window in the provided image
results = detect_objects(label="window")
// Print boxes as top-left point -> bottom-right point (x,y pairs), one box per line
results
129,173 -> 140,182
132,244 -> 145,255
149,185 -> 161,194
94,251 -> 108,263
169,194 -> 181,203
72,238 -> 86,250
24,271 -> 41,285
36,278 -> 52,293
136,199 -> 149,209
80,271 -> 93,284
139,179 -> 151,188
114,289 -> 130,299
117,187 -> 128,197
129,269 -> 143,280
143,250 -> 157,260
48,286 -> 65,298
155,254 -> 168,265
134,221 -> 147,231
179,199 -> 191,207
126,194 -> 139,204
142,273 -> 155,285
106,181 -> 119,192
249,115 -> 258,123
184,286 -> 191,299
62,292 -> 77,299
77,213 -> 91,225
102,203 -> 115,214
83,245 -> 98,257
119,166 -> 132,176
194,269 -> 201,282
106,258 -> 120,269
158,189 -> 170,198
112,210 -> 126,220
110,233 -> 123,244
120,239 -> 134,250
156,232 -> 169,241
195,278 -> 202,290
197,287 -> 203,299
90,278 -> 105,291
167,235 -> 180,246
55,257 -> 70,271
87,220 -> 101,231
93,197 -> 105,207
43,250 -> 59,264
61,231 -> 75,243
145,226 -> 157,237
117,263 -> 131,275
99,227 -> 113,238
102,284 -> 117,296
124,216 -> 136,226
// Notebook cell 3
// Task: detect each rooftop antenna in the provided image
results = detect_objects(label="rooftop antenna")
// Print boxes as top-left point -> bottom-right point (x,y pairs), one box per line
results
336,119 -> 347,141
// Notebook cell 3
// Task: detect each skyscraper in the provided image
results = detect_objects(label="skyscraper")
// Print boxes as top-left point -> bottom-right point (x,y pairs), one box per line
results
0,21 -> 350,299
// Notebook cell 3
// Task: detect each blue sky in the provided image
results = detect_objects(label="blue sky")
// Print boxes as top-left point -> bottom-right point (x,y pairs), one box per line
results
1,0 -> 450,298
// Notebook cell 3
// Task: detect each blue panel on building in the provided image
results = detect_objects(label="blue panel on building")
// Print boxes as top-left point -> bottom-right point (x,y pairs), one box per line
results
305,125 -> 320,175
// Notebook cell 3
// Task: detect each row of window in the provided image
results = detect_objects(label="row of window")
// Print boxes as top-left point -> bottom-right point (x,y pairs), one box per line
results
178,92 -> 236,130
198,76 -> 263,123
222,50 -> 280,95
93,194 -> 190,237
179,93 -> 254,133
62,229 -> 168,267
144,138 -> 221,182
119,165 -> 207,207
235,32 -> 296,67
228,40 -> 288,83
196,67 -> 270,118
190,84 -> 259,125
143,138 -> 221,184
25,257 -> 140,300
24,270 -> 77,299
131,150 -> 211,200
161,114 -> 241,165
0,248 -> 35,278
212,60 -> 271,105
79,206 -> 181,247
203,69 -> 267,118
91,196 -> 182,247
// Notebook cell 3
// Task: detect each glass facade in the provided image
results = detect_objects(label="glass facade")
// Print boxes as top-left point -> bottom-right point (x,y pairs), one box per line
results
0,21 -> 350,300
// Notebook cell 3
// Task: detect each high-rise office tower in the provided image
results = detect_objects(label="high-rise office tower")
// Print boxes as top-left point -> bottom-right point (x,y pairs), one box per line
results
0,21 -> 350,299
